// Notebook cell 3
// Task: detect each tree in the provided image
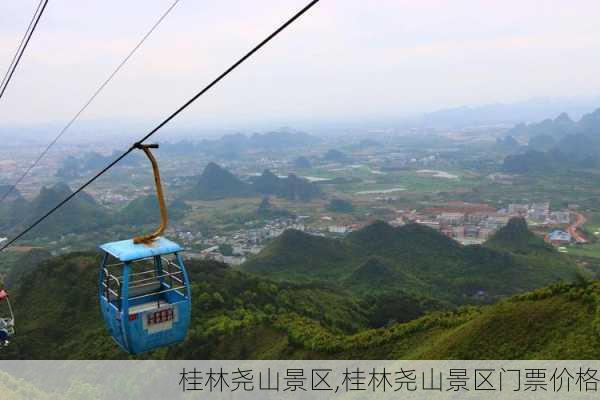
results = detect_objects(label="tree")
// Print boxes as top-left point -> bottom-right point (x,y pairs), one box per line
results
327,198 -> 354,213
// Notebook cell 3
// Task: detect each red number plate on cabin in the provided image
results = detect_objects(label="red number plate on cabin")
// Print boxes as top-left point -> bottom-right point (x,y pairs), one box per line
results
147,308 -> 174,325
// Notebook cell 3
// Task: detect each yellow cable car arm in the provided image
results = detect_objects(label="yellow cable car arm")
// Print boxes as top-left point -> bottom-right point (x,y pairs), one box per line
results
133,143 -> 169,244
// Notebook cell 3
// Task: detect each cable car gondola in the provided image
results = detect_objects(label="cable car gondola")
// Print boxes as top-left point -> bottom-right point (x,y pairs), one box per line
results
99,144 -> 191,354
0,290 -> 15,346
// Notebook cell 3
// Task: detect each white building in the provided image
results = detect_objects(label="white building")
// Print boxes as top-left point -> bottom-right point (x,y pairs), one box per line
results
223,256 -> 246,266
508,204 -> 529,215
328,225 -> 349,234
438,212 -> 465,225
418,220 -> 440,230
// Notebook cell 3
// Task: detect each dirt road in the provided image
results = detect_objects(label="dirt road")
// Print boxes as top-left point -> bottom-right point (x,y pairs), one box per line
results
568,212 -> 587,243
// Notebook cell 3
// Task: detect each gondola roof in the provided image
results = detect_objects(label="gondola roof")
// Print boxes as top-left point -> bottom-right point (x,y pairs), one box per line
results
100,237 -> 182,262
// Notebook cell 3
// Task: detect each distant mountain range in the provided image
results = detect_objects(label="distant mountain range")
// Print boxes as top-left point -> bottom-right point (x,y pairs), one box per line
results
503,108 -> 600,172
0,183 -> 188,239
51,131 -> 321,180
161,130 -> 322,156
56,151 -> 142,179
185,163 -> 321,201
414,97 -> 600,129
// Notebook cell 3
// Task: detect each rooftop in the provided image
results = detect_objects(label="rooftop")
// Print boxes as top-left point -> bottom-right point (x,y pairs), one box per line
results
100,237 -> 183,262
549,230 -> 571,241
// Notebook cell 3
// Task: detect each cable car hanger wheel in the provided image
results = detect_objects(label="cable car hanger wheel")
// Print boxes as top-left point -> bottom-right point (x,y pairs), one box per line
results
98,144 -> 192,354
132,143 -> 168,244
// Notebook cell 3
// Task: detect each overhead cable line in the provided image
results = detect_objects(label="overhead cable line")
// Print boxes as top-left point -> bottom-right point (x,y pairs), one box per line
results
0,0 -> 44,94
0,0 -> 181,204
0,0 -> 320,252
0,0 -> 48,100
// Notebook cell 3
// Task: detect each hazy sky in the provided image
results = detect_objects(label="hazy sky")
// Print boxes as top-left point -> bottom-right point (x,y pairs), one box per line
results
1,0 -> 600,133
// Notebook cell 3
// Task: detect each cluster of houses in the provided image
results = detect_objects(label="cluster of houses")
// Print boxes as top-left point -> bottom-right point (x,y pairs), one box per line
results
176,218 -> 312,266
391,203 -> 507,244
504,202 -> 584,246
547,230 -> 572,246
505,202 -> 571,225
391,201 -> 576,245
168,200 -> 582,266
409,219 -> 501,244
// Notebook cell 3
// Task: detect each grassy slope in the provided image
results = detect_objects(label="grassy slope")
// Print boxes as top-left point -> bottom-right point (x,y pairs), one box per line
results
267,281 -> 600,359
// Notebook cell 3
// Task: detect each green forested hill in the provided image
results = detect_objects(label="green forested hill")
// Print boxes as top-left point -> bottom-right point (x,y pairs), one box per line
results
118,195 -> 189,226
275,280 -> 600,359
485,217 -> 555,254
244,219 -> 581,304
185,162 -> 253,200
1,183 -> 112,238
252,170 -> 321,201
0,183 -> 190,240
256,197 -> 295,219
0,245 -> 597,360
0,253 -> 370,359
0,219 -> 590,359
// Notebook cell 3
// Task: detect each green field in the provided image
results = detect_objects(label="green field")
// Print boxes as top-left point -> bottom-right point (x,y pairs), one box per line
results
331,170 -> 481,195
456,169 -> 600,209
565,243 -> 600,259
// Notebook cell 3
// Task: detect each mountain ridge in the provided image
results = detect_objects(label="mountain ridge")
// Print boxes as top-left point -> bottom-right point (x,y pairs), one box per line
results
244,219 -> 581,304
0,248 -> 596,360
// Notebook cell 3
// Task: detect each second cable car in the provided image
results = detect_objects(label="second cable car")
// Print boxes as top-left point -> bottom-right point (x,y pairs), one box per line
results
99,143 -> 191,354
0,290 -> 14,346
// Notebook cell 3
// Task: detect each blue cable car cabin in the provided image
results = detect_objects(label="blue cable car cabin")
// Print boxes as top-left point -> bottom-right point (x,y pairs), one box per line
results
99,237 -> 191,354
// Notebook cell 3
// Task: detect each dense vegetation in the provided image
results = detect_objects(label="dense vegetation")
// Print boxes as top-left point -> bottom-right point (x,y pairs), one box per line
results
118,195 -> 189,226
0,240 -> 597,360
485,217 -> 555,254
324,149 -> 351,163
23,183 -> 110,237
292,156 -> 312,169
0,253 -> 369,359
244,219 -> 581,305
256,197 -> 295,219
327,198 -> 354,213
